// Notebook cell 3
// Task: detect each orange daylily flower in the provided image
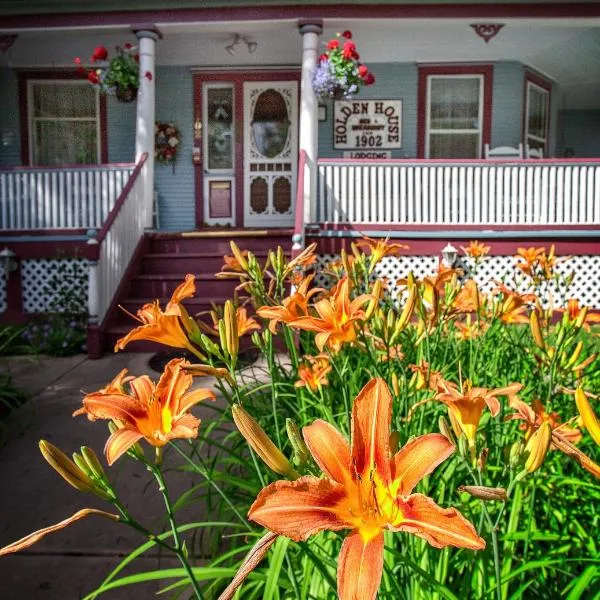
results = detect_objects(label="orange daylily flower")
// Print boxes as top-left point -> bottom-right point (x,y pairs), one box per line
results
218,251 -> 250,277
562,298 -> 600,331
74,359 -> 215,465
289,277 -> 371,352
285,242 -> 318,274
409,360 -> 445,393
355,236 -> 409,271
236,307 -> 261,337
435,380 -> 523,445
248,379 -> 484,600
492,283 -> 534,325
507,397 -> 581,445
461,240 -> 490,259
257,275 -> 322,333
295,355 -> 332,392
452,279 -> 483,314
515,246 -> 546,277
508,397 -> 600,478
116,274 -> 203,358
455,316 -> 488,341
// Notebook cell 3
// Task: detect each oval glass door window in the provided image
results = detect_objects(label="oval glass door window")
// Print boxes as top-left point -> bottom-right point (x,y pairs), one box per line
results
251,89 -> 290,158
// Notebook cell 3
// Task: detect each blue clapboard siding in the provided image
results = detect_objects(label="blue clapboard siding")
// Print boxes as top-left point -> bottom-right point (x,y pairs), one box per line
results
0,68 -> 22,167
491,61 -> 524,149
153,66 -> 195,231
318,62 -> 418,159
557,110 -> 600,158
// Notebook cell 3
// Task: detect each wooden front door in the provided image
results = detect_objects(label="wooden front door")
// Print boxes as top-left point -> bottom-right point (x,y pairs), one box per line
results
194,72 -> 298,228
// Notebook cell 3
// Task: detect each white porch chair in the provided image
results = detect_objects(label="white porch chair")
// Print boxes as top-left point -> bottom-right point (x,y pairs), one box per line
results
526,145 -> 544,159
484,143 -> 524,159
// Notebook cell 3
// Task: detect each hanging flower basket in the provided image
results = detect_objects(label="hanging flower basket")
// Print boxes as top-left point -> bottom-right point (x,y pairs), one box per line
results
75,43 -> 140,102
115,84 -> 138,103
311,30 -> 375,101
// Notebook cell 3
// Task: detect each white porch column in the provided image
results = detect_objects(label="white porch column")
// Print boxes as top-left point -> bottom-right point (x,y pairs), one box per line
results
298,21 -> 322,228
133,27 -> 162,229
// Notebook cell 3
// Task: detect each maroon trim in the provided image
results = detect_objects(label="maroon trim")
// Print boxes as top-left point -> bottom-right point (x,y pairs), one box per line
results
0,240 -> 91,259
16,69 -> 108,166
308,232 -> 600,257
94,152 -> 148,252
417,64 -> 493,159
317,157 -> 600,165
292,149 -> 307,257
317,222 -> 600,233
0,228 -> 87,236
86,324 -> 103,359
192,70 -> 301,229
523,70 -> 552,156
4,261 -> 23,322
0,161 -> 136,172
4,4 -> 600,29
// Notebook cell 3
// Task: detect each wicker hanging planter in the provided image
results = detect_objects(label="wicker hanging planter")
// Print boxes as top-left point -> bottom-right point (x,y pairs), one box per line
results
115,84 -> 138,103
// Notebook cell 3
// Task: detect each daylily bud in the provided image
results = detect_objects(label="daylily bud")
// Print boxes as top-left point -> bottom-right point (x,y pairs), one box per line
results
572,353 -> 596,376
457,434 -> 469,459
365,280 -> 382,320
286,419 -> 310,466
224,301 -> 239,359
575,305 -> 589,330
530,311 -> 545,351
200,333 -> 222,357
81,446 -> 108,482
509,440 -> 524,468
523,421 -> 552,474
459,485 -> 507,501
397,273 -> 416,332
565,341 -> 584,368
232,405 -> 298,478
230,241 -> 249,271
438,416 -> 455,443
39,441 -> 111,500
391,373 -> 400,397
575,387 -> 600,446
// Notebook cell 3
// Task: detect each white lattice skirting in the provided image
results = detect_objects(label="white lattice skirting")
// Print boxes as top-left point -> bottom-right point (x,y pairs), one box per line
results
21,258 -> 88,313
314,254 -> 600,308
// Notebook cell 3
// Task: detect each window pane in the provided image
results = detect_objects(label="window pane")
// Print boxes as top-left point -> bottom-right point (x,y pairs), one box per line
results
429,133 -> 479,159
430,78 -> 480,130
527,86 -> 547,140
34,121 -> 97,165
33,83 -> 96,118
251,89 -> 290,158
207,87 -> 234,170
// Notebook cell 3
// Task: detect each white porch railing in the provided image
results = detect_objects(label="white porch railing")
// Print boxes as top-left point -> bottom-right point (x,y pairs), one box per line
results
316,159 -> 600,226
0,164 -> 135,230
87,154 -> 148,328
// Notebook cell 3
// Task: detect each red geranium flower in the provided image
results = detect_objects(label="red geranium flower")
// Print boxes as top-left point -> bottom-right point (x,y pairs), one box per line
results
327,39 -> 339,50
144,71 -> 153,81
319,53 -> 328,62
358,64 -> 368,77
124,42 -> 132,49
364,72 -> 375,85
134,54 -> 140,62
342,41 -> 356,60
74,57 -> 81,65
91,46 -> 108,62
87,71 -> 99,84
342,30 -> 353,39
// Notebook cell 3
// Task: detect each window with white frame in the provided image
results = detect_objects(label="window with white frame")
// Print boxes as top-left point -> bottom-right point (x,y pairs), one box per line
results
525,80 -> 549,154
28,80 -> 100,165
426,75 -> 483,159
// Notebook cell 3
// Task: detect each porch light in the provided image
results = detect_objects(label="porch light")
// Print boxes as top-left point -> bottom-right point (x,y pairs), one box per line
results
441,243 -> 458,267
0,247 -> 17,275
225,34 -> 257,55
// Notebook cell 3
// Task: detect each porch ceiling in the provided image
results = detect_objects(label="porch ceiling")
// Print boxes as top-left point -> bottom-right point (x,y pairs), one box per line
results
2,18 -> 600,108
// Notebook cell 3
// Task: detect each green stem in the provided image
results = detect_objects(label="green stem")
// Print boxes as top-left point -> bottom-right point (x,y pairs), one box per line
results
150,464 -> 204,600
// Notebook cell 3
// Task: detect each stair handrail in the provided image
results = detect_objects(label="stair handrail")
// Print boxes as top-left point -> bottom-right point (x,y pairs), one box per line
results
292,149 -> 308,257
86,152 -> 148,357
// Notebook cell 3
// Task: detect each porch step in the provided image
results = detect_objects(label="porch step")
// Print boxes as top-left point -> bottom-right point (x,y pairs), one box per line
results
102,231 -> 293,355
142,250 -> 271,274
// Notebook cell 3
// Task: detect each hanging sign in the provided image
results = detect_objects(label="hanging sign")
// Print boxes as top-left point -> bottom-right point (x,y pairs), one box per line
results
343,150 -> 392,159
334,100 -> 402,150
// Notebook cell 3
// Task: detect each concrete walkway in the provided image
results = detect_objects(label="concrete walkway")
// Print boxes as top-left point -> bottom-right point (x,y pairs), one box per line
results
0,352 -> 225,599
